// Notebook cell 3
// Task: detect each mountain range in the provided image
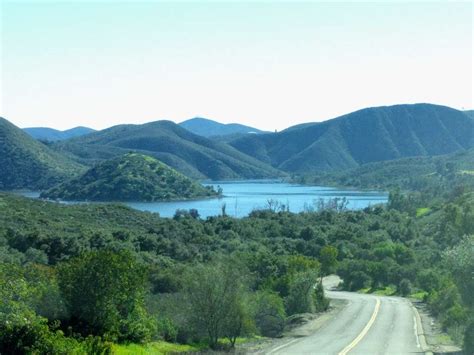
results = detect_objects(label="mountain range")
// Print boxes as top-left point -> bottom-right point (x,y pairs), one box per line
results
228,104 -> 474,173
179,117 -> 264,137
23,126 -> 96,141
52,120 -> 281,180
2,103 -> 473,191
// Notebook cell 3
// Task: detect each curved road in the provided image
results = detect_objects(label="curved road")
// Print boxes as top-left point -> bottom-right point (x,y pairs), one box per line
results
268,276 -> 425,355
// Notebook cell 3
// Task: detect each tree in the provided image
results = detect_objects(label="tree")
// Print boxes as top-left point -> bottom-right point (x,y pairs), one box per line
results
251,291 -> 286,337
398,279 -> 412,296
319,245 -> 338,281
285,271 -> 318,315
183,261 -> 251,349
58,250 -> 155,342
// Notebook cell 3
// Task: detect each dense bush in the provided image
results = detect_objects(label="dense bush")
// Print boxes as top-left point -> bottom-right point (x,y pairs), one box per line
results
251,291 -> 286,337
58,250 -> 156,343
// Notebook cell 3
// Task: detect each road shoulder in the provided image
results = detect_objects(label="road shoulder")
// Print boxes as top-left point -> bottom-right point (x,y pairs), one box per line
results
412,300 -> 463,355
239,298 -> 348,354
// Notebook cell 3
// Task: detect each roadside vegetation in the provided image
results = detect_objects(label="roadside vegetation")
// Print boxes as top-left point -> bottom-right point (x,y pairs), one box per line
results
1,157 -> 473,353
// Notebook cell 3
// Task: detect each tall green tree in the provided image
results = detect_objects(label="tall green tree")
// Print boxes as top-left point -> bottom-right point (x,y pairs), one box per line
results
58,250 -> 155,342
183,261 -> 252,349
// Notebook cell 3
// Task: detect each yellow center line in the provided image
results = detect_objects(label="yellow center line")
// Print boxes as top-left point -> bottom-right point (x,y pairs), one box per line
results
338,297 -> 381,355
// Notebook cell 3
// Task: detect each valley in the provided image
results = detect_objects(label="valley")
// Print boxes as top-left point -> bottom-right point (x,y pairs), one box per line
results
1,103 -> 473,354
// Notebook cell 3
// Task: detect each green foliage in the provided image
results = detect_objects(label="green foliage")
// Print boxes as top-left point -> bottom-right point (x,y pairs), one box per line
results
1,179 -> 473,351
443,236 -> 474,309
0,263 -> 111,354
285,271 -> 318,315
231,104 -> 474,173
320,245 -> 338,277
0,117 -> 85,190
182,260 -> 252,349
251,291 -> 286,337
58,250 -> 155,342
156,318 -> 178,343
296,149 -> 474,203
398,279 -> 412,296
52,120 -> 281,180
42,153 -> 218,202
464,321 -> 474,355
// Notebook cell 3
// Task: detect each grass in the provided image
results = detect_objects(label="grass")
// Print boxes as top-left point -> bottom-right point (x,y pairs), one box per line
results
111,337 -> 261,355
111,341 -> 202,355
358,287 -> 371,294
372,286 -> 396,296
409,291 -> 428,301
416,207 -> 431,218
358,285 -> 397,296
218,336 -> 262,346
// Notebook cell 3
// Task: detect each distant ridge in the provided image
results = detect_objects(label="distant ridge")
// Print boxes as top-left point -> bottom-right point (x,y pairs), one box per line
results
53,120 -> 282,180
24,126 -> 96,141
228,103 -> 474,173
179,117 -> 264,137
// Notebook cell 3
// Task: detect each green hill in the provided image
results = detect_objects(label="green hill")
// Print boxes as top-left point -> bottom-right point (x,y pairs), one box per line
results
53,120 -> 282,180
297,148 -> 474,191
229,104 -> 474,173
41,153 -> 218,202
0,117 -> 85,190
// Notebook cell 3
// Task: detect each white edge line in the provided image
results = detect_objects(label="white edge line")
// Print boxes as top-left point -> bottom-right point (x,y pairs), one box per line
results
412,303 -> 433,355
266,337 -> 302,354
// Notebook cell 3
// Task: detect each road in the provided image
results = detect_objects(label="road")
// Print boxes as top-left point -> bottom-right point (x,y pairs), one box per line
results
268,276 -> 426,355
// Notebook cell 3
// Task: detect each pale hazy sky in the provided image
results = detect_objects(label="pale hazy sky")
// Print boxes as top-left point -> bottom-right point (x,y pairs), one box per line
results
0,1 -> 472,131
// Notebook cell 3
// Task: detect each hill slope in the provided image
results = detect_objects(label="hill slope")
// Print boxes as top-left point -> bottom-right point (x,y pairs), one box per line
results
53,120 -> 281,180
24,126 -> 96,141
179,117 -> 264,137
229,104 -> 474,173
41,153 -> 218,201
299,148 -> 474,191
0,117 -> 85,190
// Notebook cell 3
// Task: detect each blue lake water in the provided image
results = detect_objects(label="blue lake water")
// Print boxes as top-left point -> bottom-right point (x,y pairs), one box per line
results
128,180 -> 387,218
19,181 -> 388,218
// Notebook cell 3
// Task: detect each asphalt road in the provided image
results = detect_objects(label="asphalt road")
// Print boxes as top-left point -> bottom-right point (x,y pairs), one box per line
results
268,276 -> 425,355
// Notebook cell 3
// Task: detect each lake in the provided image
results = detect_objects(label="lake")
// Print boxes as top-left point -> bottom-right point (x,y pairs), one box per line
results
19,181 -> 387,218
127,180 -> 388,218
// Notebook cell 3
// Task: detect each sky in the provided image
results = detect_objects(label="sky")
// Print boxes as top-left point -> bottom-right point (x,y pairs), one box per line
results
0,1 -> 472,131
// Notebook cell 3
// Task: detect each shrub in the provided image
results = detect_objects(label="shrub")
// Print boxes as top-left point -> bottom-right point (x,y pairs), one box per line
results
313,282 -> 330,312
398,279 -> 412,296
252,291 -> 286,337
58,250 -> 155,342
285,271 -> 318,315
157,318 -> 178,342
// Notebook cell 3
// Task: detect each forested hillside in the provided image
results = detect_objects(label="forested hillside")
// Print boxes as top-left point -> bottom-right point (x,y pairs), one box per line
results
229,104 -> 474,173
296,149 -> 474,194
41,153 -> 218,201
0,117 -> 85,190
1,161 -> 473,352
53,120 -> 281,180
